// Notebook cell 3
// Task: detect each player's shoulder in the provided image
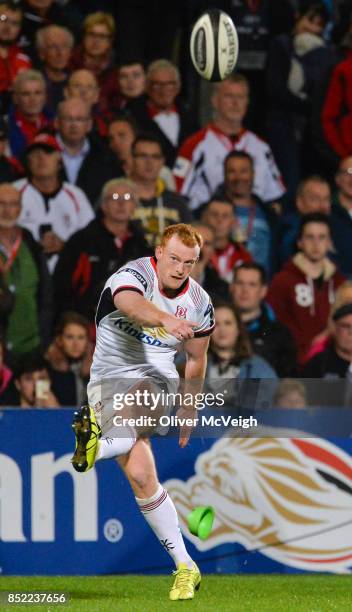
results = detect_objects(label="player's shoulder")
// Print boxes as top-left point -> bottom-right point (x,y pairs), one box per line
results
112,256 -> 154,286
188,276 -> 212,309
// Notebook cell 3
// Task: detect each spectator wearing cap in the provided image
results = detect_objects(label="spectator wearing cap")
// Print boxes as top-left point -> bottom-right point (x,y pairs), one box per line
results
54,178 -> 151,323
56,97 -> 122,207
64,69 -> 107,137
8,69 -> 50,158
0,182 -> 52,358
0,117 -> 22,182
127,59 -> 198,167
69,11 -> 117,113
303,303 -> 352,378
36,24 -> 74,114
14,132 -> 94,272
0,1 -> 31,113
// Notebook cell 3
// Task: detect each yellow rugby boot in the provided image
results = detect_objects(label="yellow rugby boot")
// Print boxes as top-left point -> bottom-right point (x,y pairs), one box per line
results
169,562 -> 201,601
71,405 -> 101,472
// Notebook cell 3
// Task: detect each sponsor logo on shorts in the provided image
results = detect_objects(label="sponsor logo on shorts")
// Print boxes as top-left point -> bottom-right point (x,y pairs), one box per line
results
117,268 -> 148,291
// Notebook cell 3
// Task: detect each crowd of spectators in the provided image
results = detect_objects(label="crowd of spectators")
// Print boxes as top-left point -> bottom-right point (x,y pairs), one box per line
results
0,0 -> 352,409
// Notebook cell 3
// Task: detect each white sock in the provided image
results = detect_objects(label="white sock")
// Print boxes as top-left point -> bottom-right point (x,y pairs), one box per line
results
136,483 -> 193,569
96,425 -> 136,460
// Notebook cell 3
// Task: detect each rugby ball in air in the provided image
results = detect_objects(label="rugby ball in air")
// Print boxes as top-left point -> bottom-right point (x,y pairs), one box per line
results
190,9 -> 239,82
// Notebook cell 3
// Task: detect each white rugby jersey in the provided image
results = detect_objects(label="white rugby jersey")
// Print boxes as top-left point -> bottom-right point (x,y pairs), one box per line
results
173,123 -> 285,211
15,179 -> 94,242
90,256 -> 215,382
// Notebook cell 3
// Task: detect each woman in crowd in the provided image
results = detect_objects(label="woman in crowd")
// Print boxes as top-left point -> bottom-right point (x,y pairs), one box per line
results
205,302 -> 276,411
207,303 -> 277,380
45,311 -> 93,406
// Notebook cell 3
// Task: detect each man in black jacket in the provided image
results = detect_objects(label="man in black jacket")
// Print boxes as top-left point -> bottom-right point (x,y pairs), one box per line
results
54,178 -> 151,323
127,59 -> 197,167
56,97 -> 123,207
230,262 -> 297,376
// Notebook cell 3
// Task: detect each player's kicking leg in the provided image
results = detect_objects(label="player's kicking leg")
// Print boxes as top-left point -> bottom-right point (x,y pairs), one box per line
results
118,439 -> 201,601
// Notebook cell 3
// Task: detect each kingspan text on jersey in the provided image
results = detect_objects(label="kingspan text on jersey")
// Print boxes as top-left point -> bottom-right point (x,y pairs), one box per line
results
113,318 -> 170,348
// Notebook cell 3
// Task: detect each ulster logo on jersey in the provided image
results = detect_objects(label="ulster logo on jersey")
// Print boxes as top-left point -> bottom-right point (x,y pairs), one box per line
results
175,305 -> 187,319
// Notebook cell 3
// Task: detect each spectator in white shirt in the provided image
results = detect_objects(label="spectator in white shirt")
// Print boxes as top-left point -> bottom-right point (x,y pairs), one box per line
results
14,132 -> 94,272
173,73 -> 285,212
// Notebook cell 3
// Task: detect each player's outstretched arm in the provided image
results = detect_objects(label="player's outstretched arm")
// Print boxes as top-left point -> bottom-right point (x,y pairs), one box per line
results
177,335 -> 210,448
114,290 -> 198,340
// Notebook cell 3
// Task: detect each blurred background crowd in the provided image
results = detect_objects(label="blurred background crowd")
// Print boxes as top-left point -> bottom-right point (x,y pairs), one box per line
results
0,0 -> 352,409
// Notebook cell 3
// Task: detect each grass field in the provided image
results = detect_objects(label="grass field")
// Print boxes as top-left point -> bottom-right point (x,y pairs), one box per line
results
0,575 -> 351,612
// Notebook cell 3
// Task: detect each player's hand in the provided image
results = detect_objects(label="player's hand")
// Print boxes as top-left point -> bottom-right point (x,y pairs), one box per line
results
177,405 -> 198,448
161,314 -> 198,341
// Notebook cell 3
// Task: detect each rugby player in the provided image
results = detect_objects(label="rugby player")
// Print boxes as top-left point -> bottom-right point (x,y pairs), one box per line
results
71,223 -> 215,600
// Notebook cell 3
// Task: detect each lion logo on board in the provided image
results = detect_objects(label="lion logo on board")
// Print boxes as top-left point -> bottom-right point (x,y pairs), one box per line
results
165,432 -> 352,573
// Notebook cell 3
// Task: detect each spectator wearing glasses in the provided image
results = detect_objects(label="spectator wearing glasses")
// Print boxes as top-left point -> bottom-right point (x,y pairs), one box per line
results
20,0 -> 80,62
36,24 -> 74,114
8,69 -> 50,158
64,69 -> 107,137
129,134 -> 192,247
127,59 -> 198,167
56,97 -> 122,206
0,0 -> 31,113
54,178 -> 151,323
330,157 -> 352,276
69,11 -> 116,113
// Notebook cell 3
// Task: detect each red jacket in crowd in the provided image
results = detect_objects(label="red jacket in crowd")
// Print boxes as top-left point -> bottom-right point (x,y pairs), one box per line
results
322,50 -> 352,158
267,253 -> 345,364
0,45 -> 31,93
